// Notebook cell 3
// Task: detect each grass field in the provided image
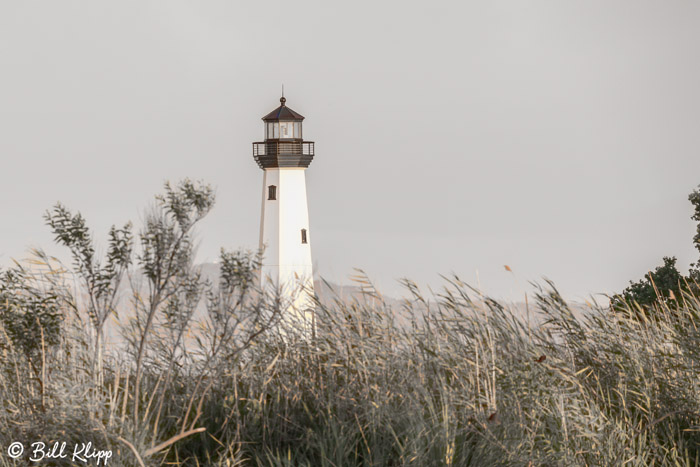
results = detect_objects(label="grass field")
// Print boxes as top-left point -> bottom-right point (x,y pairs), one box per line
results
2,262 -> 700,466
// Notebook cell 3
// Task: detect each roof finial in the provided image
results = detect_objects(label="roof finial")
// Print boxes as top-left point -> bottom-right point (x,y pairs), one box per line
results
280,84 -> 286,106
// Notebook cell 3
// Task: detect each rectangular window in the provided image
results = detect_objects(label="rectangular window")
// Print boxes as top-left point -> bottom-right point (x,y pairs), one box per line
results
301,228 -> 307,244
294,122 -> 301,139
268,185 -> 277,200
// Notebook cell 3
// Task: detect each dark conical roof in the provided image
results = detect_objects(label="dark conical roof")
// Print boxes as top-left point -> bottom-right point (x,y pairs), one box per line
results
262,97 -> 305,121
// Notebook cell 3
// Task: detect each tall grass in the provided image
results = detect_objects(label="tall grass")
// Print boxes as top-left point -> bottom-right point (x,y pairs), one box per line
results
2,267 -> 700,466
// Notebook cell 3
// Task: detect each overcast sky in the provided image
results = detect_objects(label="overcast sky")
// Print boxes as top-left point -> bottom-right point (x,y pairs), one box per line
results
1,1 -> 699,301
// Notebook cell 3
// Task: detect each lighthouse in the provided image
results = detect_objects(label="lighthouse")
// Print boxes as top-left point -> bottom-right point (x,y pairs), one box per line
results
253,96 -> 315,327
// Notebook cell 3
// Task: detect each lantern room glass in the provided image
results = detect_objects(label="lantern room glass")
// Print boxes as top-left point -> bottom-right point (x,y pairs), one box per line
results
280,122 -> 292,138
265,121 -> 302,140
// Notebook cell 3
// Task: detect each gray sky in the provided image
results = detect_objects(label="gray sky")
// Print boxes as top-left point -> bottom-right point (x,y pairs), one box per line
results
1,1 -> 699,300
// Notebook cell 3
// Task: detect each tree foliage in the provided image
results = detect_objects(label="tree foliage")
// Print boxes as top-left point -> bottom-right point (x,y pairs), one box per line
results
0,251 -> 72,407
0,262 -> 65,362
44,203 -> 133,383
612,185 -> 700,315
611,256 -> 688,313
689,186 -> 700,261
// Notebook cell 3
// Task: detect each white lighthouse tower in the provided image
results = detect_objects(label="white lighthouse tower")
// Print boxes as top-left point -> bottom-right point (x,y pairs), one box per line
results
253,96 -> 315,328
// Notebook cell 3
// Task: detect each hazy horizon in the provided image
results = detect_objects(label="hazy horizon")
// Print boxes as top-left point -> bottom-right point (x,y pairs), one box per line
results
2,1 -> 700,301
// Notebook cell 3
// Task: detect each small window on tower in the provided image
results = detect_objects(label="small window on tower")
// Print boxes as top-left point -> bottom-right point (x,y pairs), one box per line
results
268,185 -> 277,200
301,228 -> 307,244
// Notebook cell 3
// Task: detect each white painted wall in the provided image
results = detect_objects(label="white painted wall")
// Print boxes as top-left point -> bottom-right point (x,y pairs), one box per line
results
259,167 -> 315,328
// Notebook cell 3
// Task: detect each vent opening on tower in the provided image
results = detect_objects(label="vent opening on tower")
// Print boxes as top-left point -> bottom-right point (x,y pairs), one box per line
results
301,228 -> 307,244
268,185 -> 277,200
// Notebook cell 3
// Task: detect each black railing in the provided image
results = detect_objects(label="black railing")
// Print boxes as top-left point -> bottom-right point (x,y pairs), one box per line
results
253,141 -> 314,157
252,141 -> 315,169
